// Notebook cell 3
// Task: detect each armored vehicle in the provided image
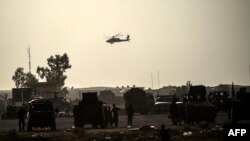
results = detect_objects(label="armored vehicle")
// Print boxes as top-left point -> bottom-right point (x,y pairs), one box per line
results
231,87 -> 250,123
170,85 -> 216,124
154,95 -> 174,114
73,92 -> 106,128
123,88 -> 154,114
207,91 -> 229,112
183,85 -> 216,123
27,98 -> 56,131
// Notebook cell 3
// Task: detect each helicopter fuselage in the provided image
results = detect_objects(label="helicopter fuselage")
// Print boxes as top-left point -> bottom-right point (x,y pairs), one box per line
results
105,34 -> 130,44
106,38 -> 128,44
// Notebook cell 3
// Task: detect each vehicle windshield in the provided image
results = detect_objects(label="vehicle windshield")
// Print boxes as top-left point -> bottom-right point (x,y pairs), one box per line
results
29,104 -> 53,111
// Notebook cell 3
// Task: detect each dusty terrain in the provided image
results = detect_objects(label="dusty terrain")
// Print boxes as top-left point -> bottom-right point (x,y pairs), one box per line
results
0,113 -> 227,141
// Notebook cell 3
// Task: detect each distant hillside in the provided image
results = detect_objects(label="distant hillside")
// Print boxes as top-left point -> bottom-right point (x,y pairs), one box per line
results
73,86 -> 115,92
67,86 -> 118,100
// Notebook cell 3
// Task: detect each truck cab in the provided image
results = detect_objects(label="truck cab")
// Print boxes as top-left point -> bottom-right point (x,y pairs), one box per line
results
27,98 -> 56,131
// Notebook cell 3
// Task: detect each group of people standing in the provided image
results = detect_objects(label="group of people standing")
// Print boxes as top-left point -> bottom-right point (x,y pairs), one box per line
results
105,104 -> 170,141
105,103 -> 134,128
105,104 -> 119,127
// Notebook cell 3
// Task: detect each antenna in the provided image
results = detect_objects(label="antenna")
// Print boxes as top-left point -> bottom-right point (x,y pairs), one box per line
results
157,71 -> 160,89
151,73 -> 154,89
27,46 -> 31,73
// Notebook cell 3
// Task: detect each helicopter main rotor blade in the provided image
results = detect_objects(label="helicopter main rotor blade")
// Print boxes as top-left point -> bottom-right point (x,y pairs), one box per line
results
114,33 -> 121,37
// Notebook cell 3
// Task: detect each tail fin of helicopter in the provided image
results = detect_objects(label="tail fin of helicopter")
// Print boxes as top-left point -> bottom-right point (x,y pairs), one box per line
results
127,35 -> 130,41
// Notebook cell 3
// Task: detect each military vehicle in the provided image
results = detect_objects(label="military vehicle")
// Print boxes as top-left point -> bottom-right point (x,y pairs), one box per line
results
184,85 -> 216,123
123,88 -> 154,114
73,92 -> 106,128
207,90 -> 229,112
154,95 -> 174,114
230,87 -> 250,123
27,98 -> 56,131
170,85 -> 216,124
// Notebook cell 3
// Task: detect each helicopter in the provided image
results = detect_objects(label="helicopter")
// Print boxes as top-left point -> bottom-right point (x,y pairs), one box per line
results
105,33 -> 130,44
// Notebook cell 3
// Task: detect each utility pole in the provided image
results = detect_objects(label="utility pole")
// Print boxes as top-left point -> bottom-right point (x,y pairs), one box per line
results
151,73 -> 154,89
157,71 -> 160,89
27,46 -> 31,73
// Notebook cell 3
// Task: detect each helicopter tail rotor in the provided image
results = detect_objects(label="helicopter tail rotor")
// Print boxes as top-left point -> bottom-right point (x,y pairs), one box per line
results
126,35 -> 130,41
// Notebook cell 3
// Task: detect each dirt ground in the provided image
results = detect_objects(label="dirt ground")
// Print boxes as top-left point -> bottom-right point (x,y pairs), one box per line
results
0,113 -> 227,141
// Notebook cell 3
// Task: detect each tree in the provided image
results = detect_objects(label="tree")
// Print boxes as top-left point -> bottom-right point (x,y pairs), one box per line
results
61,86 -> 69,97
12,67 -> 26,88
37,53 -> 71,87
24,72 -> 38,87
12,67 -> 38,88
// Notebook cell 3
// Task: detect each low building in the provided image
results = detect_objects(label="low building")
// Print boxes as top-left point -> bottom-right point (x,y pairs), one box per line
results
12,87 -> 35,106
35,82 -> 61,99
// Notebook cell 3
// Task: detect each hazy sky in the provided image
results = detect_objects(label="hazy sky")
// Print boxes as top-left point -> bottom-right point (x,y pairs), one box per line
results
0,0 -> 250,90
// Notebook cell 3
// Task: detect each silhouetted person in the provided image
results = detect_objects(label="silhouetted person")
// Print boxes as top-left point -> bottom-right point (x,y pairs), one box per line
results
126,104 -> 134,126
107,107 -> 113,127
225,98 -> 232,120
160,124 -> 170,141
112,104 -> 120,127
55,108 -> 59,116
170,98 -> 178,125
103,105 -> 108,127
18,107 -> 26,131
